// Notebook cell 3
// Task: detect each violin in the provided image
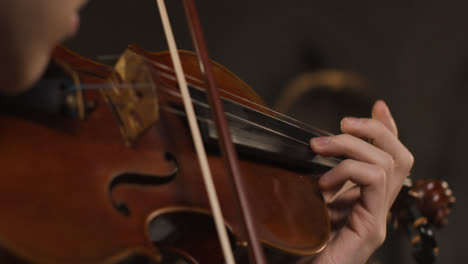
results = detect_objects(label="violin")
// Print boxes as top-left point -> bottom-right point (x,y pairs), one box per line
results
0,46 -> 454,264
0,37 -> 341,264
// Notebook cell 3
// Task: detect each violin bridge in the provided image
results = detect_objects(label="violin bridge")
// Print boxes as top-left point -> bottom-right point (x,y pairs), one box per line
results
101,49 -> 159,146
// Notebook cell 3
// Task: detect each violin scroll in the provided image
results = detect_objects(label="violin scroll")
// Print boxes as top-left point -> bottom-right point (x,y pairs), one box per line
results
390,178 -> 455,264
391,179 -> 455,232
409,179 -> 455,228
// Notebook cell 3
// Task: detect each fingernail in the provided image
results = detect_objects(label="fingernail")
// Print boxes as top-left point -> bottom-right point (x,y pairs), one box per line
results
311,136 -> 330,146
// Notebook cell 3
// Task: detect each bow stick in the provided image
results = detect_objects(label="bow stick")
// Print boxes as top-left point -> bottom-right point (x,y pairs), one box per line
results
155,0 -> 267,263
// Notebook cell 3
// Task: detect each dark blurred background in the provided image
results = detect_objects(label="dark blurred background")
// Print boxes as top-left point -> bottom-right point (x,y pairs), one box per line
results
66,0 -> 468,263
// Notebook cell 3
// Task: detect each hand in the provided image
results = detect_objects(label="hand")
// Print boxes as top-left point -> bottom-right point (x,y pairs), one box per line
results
302,100 -> 414,264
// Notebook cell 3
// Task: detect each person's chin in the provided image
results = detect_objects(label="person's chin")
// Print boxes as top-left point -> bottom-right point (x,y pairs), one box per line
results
18,51 -> 51,94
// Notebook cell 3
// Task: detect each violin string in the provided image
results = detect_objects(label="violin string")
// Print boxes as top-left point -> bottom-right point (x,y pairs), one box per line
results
71,53 -> 335,142
75,81 -> 324,149
72,83 -> 332,154
73,80 -> 318,154
158,85 -> 310,146
93,52 -> 209,84
68,80 -> 340,169
158,101 -> 341,169
156,84 -> 340,167
157,85 -> 342,168
72,80 -> 330,147
133,54 -> 334,137
91,51 -> 335,138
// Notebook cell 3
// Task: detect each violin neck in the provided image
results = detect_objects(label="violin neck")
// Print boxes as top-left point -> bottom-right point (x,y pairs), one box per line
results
168,84 -> 340,171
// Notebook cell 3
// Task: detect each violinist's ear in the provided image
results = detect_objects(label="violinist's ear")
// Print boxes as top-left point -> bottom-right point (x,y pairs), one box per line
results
372,100 -> 398,137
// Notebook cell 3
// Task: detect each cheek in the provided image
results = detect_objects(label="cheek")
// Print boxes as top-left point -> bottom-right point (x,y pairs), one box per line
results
18,4 -> 72,90
38,7 -> 70,43
0,0 -> 78,93
22,49 -> 51,92
26,0 -> 75,47
0,41 -> 51,94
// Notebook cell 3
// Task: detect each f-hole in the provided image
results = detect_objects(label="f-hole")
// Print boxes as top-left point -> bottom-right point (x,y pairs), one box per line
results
108,152 -> 179,216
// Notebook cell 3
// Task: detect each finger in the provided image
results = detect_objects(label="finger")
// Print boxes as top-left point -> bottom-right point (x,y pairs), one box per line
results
371,100 -> 398,137
340,117 -> 413,173
337,117 -> 413,207
311,134 -> 393,173
319,159 -> 386,214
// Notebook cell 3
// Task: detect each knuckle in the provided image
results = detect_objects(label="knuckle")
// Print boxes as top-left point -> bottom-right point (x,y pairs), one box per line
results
395,149 -> 414,173
341,158 -> 353,166
373,166 -> 387,185
340,159 -> 355,170
402,151 -> 415,171
381,153 -> 395,175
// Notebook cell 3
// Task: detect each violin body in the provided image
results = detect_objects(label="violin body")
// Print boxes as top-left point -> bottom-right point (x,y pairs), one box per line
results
0,46 -> 330,263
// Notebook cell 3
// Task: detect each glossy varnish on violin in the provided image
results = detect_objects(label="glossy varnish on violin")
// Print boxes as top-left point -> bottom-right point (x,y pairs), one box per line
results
0,46 -> 329,263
